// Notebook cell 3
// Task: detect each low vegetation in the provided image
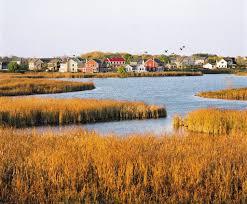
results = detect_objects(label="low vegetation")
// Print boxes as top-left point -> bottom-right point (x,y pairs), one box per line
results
200,68 -> 233,74
197,87 -> 247,100
0,78 -> 95,96
0,97 -> 166,127
9,71 -> 203,79
173,108 -> 247,134
236,72 -> 247,76
1,129 -> 247,203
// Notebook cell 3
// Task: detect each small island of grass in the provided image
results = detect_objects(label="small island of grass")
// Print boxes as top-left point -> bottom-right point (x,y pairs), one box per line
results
173,108 -> 247,134
196,87 -> 247,101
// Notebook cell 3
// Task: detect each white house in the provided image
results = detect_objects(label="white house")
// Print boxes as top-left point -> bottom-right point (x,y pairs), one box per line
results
216,59 -> 228,68
166,63 -> 177,69
125,65 -> 135,72
203,63 -> 216,69
136,64 -> 147,73
28,59 -> 44,71
59,58 -> 83,73
194,58 -> 206,66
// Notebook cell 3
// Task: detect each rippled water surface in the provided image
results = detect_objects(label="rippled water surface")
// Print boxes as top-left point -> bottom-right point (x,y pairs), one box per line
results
36,74 -> 247,135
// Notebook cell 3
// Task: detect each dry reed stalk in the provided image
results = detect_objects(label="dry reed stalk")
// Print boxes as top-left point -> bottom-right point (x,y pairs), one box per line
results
0,129 -> 247,203
0,78 -> 95,96
0,97 -> 167,127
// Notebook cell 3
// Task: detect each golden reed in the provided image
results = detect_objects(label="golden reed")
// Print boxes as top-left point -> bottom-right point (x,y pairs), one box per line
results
9,71 -> 203,79
197,87 -> 247,101
173,108 -> 247,134
0,129 -> 247,203
0,78 -> 95,96
0,97 -> 166,127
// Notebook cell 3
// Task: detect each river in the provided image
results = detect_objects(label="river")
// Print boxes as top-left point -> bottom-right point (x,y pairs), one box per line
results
34,74 -> 247,135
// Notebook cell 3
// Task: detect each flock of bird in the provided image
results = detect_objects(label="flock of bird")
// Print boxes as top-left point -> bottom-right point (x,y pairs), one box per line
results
145,46 -> 186,56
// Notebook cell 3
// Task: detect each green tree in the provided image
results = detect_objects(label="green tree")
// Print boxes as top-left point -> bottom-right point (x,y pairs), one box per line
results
123,54 -> 132,64
117,66 -> 127,74
20,64 -> 28,71
158,54 -> 170,64
8,62 -> 20,72
236,57 -> 247,68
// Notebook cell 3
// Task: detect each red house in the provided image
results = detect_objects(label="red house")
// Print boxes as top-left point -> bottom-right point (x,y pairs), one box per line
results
144,58 -> 163,72
82,59 -> 103,73
104,57 -> 125,69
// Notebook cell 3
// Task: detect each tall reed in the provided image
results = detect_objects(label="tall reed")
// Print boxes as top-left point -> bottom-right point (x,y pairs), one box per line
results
10,71 -> 203,79
236,72 -> 247,76
197,87 -> 247,100
0,97 -> 166,127
0,129 -> 247,203
173,108 -> 247,134
0,78 -> 95,96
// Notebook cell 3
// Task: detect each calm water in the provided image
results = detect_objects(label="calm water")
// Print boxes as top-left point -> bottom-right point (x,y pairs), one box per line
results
36,74 -> 247,135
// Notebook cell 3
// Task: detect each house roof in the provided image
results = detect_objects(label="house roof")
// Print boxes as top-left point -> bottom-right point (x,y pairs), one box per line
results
144,58 -> 163,65
224,57 -> 237,64
29,58 -> 43,63
104,57 -> 125,62
60,58 -> 83,64
93,59 -> 102,64
48,58 -> 61,64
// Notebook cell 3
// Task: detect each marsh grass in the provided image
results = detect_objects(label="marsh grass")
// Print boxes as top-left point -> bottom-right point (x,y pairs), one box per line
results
173,108 -> 247,134
197,87 -> 247,100
1,129 -> 247,203
0,78 -> 95,96
10,71 -> 203,79
0,97 -> 166,127
236,72 -> 247,76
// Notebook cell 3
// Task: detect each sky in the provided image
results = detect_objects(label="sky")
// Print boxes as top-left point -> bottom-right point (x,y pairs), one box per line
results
0,0 -> 246,57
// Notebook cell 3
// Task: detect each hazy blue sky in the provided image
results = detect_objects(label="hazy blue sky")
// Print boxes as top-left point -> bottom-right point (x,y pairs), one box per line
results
0,0 -> 246,57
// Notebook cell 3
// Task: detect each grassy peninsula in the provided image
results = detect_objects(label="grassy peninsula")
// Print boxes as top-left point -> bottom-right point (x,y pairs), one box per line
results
0,97 -> 166,127
0,78 -> 95,96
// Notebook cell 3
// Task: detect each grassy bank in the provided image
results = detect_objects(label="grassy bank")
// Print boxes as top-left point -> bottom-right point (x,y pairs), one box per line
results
1,129 -> 247,203
197,87 -> 247,100
200,68 -> 233,74
236,72 -> 247,76
9,71 -> 203,79
0,78 -> 95,96
173,108 -> 247,134
0,98 -> 166,127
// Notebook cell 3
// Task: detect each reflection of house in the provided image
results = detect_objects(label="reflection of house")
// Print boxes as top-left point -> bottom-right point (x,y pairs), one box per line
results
28,59 -> 44,71
216,59 -> 228,68
59,58 -> 84,73
203,62 -> 216,69
82,59 -> 105,73
47,59 -> 61,71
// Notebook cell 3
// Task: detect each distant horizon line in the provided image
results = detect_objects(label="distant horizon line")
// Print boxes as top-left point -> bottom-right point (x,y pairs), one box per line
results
1,51 -> 246,58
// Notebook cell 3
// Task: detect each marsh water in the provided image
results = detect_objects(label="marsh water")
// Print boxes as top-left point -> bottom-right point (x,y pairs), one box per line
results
35,74 -> 247,135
